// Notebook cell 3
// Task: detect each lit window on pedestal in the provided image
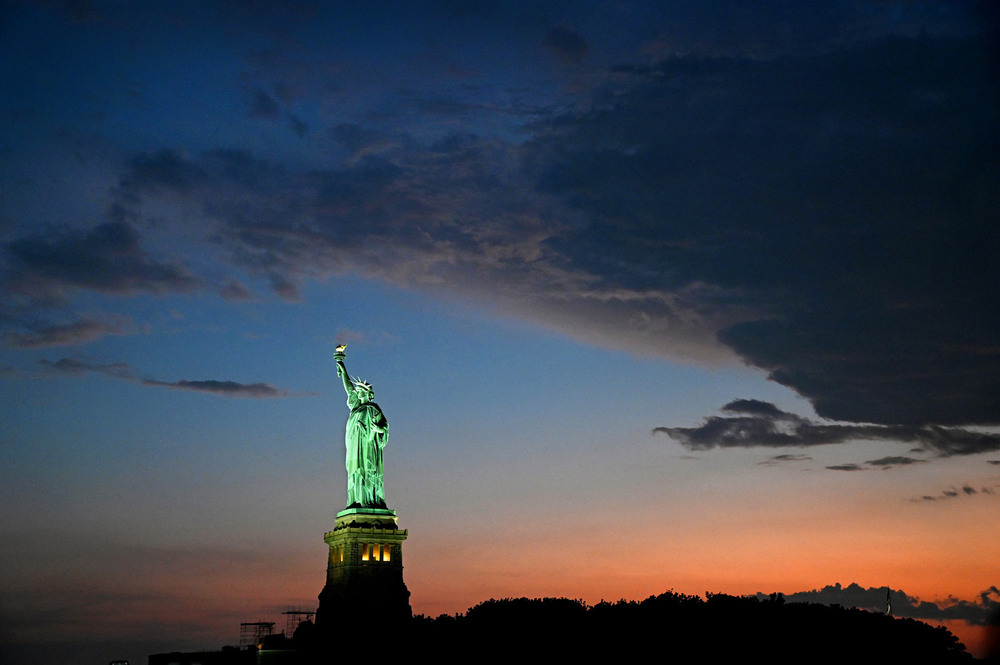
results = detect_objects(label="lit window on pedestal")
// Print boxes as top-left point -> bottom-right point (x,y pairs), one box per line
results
382,546 -> 391,562
361,543 -> 369,561
338,546 -> 344,562
372,544 -> 381,562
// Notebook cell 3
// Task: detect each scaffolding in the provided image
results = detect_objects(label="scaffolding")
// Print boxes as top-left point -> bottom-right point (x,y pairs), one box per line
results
282,609 -> 316,636
239,621 -> 275,649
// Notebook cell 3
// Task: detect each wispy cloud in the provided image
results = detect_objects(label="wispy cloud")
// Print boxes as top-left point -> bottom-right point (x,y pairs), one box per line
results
3,315 -> 138,348
39,357 -> 133,379
39,357 -> 303,398
219,278 -> 253,301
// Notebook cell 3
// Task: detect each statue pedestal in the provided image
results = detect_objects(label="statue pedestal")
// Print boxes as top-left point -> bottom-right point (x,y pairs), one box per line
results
315,508 -> 412,633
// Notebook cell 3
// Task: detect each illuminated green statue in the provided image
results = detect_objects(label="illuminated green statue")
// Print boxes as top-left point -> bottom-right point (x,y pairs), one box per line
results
334,345 -> 388,509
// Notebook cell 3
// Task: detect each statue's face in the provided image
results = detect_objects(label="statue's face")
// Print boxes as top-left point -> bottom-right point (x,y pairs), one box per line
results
355,387 -> 372,403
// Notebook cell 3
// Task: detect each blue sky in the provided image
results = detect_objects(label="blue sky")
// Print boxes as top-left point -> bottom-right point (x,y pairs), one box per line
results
2,1 -> 999,662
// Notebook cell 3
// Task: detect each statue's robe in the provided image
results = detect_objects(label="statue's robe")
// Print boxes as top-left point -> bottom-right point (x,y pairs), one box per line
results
345,394 -> 388,508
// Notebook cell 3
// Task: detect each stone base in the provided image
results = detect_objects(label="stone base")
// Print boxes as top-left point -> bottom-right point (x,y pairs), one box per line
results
315,509 -> 411,633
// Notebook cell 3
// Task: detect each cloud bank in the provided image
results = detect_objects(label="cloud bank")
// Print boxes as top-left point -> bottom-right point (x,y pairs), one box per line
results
2,5 -> 996,435
654,400 -> 1000,459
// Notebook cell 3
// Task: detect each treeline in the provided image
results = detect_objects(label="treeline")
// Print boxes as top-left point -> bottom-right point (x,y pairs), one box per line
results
398,591 -> 971,662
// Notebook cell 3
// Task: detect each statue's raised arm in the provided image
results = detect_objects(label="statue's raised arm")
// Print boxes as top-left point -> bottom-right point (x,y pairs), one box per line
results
334,344 -> 388,509
334,344 -> 352,397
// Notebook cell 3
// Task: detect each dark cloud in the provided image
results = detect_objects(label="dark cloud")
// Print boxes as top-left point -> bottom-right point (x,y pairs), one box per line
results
3,315 -> 136,348
139,378 -> 293,398
107,139 -> 744,365
758,453 -> 812,466
22,25 -> 993,434
4,222 -> 199,301
654,401 -> 1000,458
865,456 -> 925,467
614,1 -> 984,59
248,88 -> 280,119
39,357 -> 300,398
531,35 -> 1000,427
544,25 -> 588,64
918,483 -> 998,501
723,399 -> 790,418
119,150 -> 206,196
826,464 -> 864,472
760,583 -> 1000,626
771,454 -> 810,462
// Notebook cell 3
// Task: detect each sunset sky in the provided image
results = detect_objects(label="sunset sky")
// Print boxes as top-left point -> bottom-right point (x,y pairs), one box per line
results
2,1 -> 999,662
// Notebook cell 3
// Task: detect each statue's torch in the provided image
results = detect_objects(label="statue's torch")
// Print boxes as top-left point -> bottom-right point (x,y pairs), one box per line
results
334,344 -> 347,376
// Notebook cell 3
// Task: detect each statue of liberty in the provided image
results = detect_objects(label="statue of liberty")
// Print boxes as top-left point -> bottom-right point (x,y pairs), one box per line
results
334,345 -> 388,509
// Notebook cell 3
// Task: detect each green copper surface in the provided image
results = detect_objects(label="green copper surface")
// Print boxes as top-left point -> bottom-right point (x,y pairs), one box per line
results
335,347 -> 388,509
